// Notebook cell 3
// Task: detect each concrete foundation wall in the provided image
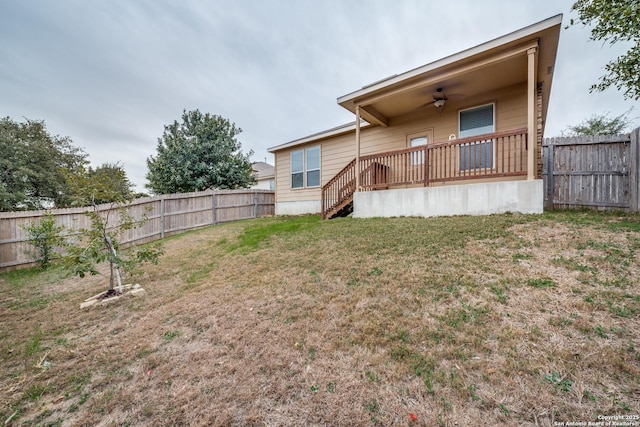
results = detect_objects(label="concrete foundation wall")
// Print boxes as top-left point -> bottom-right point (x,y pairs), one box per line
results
275,200 -> 321,215
353,180 -> 543,218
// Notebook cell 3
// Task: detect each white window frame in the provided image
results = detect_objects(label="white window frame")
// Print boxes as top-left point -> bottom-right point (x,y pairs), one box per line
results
458,103 -> 496,171
410,136 -> 427,165
305,146 -> 321,188
290,146 -> 321,189
406,129 -> 433,166
291,149 -> 304,189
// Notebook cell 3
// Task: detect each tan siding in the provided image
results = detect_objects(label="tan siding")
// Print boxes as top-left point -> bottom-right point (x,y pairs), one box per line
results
495,83 -> 528,131
273,82 -> 528,204
275,148 -> 321,203
321,133 -> 356,178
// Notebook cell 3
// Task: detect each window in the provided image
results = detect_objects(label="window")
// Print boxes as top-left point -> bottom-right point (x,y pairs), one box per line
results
306,146 -> 320,187
460,141 -> 493,170
290,146 -> 320,188
291,150 -> 304,188
459,104 -> 494,138
406,129 -> 432,166
410,136 -> 427,165
459,104 -> 495,170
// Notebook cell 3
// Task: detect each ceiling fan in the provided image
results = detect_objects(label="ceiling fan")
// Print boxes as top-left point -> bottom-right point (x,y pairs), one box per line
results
417,87 -> 448,109
432,88 -> 447,108
419,87 -> 464,109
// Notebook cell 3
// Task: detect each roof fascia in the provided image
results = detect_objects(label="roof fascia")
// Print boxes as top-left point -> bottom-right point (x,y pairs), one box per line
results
267,121 -> 371,152
337,14 -> 562,107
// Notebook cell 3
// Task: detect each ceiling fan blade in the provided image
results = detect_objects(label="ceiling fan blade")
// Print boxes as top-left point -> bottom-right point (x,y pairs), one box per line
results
446,93 -> 466,100
418,100 -> 436,109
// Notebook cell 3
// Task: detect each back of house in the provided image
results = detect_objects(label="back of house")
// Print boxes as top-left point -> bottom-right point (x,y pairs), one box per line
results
268,15 -> 562,219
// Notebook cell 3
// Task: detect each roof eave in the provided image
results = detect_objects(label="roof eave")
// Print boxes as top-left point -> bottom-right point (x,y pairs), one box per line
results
337,14 -> 563,110
267,121 -> 371,152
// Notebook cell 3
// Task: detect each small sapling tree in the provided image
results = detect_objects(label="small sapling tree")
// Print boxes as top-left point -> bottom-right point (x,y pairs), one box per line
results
63,167 -> 163,295
22,212 -> 65,269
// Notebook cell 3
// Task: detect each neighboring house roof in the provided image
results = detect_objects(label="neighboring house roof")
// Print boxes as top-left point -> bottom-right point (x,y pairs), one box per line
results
252,161 -> 275,180
268,14 -> 562,153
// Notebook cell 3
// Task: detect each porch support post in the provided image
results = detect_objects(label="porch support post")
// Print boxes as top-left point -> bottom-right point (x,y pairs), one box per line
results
526,46 -> 538,180
355,105 -> 361,191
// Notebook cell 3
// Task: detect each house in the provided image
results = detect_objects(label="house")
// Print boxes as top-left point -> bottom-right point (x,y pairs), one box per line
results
251,161 -> 275,190
268,15 -> 562,219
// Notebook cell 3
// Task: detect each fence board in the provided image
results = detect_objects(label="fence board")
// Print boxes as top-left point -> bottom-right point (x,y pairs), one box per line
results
631,128 -> 640,211
542,131 -> 637,211
0,189 -> 274,270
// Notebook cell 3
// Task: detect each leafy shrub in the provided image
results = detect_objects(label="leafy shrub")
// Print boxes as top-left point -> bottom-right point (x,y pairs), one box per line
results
22,212 -> 65,269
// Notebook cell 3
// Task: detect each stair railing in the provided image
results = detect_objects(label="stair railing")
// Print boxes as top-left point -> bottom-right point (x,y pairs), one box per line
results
321,159 -> 355,219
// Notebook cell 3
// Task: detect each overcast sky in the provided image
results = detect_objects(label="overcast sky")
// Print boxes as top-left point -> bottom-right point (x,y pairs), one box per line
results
1,0 -> 637,191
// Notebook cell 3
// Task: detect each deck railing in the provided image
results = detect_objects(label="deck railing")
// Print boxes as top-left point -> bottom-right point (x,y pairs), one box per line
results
321,128 -> 528,218
360,128 -> 528,189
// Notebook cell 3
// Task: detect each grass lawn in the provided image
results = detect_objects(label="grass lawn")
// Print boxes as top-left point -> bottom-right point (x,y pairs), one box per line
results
1,211 -> 639,426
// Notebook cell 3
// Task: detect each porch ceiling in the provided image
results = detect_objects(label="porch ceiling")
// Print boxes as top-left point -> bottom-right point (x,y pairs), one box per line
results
366,54 -> 528,119
338,15 -> 562,129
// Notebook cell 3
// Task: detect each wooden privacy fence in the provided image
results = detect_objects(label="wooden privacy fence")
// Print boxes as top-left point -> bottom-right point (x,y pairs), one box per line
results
0,189 -> 275,270
542,128 -> 640,211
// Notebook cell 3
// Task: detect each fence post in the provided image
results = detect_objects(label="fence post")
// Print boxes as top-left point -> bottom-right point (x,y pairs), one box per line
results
631,127 -> 640,212
212,191 -> 217,225
253,191 -> 258,218
544,139 -> 555,210
160,197 -> 165,239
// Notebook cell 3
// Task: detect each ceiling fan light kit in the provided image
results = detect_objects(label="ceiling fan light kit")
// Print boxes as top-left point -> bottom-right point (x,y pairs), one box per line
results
432,87 -> 447,110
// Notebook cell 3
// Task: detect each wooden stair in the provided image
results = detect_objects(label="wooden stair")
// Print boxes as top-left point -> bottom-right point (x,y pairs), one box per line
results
322,159 -> 355,220
323,195 -> 353,220
321,159 -> 390,219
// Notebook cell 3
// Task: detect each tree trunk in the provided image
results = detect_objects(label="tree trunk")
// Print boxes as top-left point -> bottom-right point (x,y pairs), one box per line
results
109,261 -> 114,291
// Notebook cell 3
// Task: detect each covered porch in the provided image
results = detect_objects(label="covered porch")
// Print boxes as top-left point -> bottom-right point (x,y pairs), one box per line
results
320,15 -> 561,219
322,127 -> 529,219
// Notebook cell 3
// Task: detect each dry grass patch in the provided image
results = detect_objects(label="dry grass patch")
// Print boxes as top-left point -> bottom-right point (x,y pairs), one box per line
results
1,211 -> 639,426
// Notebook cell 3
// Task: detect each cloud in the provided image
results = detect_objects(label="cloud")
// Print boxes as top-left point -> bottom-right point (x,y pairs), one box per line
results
1,0 -> 637,191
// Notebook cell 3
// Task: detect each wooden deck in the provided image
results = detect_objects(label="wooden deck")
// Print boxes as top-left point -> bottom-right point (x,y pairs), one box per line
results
322,128 -> 528,219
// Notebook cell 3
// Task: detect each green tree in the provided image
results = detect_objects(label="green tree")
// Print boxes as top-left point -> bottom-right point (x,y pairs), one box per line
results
22,212 -> 66,269
146,110 -> 255,194
63,163 -> 134,206
0,117 -> 87,211
63,171 -> 162,294
64,204 -> 163,294
570,0 -> 640,100
565,111 -> 633,135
